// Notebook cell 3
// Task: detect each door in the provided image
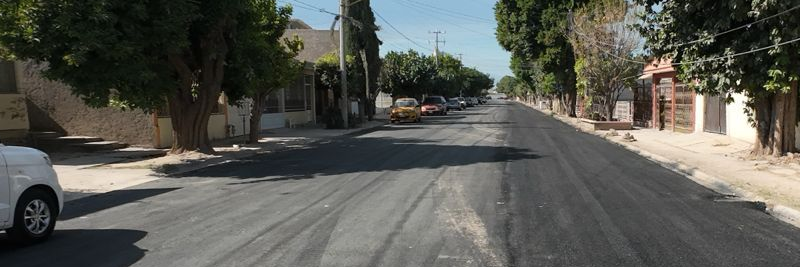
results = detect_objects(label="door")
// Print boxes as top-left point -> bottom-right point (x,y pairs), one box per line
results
704,95 -> 727,134
0,150 -> 9,223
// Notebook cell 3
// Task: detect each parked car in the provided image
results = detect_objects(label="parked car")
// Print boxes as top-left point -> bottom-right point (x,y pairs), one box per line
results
0,144 -> 63,244
456,97 -> 468,108
446,99 -> 464,111
422,96 -> 448,116
467,97 -> 480,106
478,96 -> 487,104
390,98 -> 422,123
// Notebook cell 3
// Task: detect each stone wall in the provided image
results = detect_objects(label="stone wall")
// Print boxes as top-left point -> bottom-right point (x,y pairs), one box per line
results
15,61 -> 155,146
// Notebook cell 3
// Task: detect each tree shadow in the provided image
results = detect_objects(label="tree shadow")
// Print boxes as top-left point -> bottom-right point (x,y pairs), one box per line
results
60,188 -> 180,220
175,137 -> 542,180
0,229 -> 147,267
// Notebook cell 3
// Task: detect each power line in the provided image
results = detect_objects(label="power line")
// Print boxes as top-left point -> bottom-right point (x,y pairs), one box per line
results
373,9 -> 429,51
399,0 -> 495,23
394,0 -> 496,38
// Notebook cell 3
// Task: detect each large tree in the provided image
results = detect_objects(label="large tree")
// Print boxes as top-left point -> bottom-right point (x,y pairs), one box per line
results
344,0 -> 382,121
0,0 -> 285,154
461,67 -> 494,97
495,0 -> 586,116
224,1 -> 303,144
635,0 -> 799,156
569,0 -> 641,121
380,50 -> 437,99
496,76 -> 519,96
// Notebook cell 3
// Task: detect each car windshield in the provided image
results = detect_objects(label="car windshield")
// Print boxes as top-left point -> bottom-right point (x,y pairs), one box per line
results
447,100 -> 459,104
423,97 -> 444,104
395,100 -> 416,107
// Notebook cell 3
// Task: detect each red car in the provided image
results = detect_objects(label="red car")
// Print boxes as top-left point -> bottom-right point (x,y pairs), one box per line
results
421,96 -> 448,116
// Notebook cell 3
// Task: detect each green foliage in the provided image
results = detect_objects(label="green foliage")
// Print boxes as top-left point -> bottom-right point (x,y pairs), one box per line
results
344,0 -> 382,100
495,0 -> 585,101
0,0 -> 203,110
496,76 -> 518,95
315,51 -> 357,99
224,1 -> 302,103
633,0 -> 800,97
380,50 -> 437,98
461,67 -> 494,96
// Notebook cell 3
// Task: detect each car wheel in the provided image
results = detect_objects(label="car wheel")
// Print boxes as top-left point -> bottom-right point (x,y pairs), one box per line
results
6,188 -> 58,244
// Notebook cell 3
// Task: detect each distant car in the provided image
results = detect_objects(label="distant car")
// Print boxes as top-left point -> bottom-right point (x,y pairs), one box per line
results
467,97 -> 480,106
486,96 -> 492,100
390,98 -> 422,123
478,97 -> 487,104
1,144 -> 63,244
422,96 -> 448,116
456,97 -> 468,108
446,99 -> 463,111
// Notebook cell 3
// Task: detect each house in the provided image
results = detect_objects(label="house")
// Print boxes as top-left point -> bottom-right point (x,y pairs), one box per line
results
639,59 -> 800,149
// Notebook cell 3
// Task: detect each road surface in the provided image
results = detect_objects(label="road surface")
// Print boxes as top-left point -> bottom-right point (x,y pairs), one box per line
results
2,101 -> 799,266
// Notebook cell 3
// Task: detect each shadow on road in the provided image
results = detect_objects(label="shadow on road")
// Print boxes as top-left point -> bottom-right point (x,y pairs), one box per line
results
60,188 -> 180,220
175,137 -> 542,180
0,229 -> 147,267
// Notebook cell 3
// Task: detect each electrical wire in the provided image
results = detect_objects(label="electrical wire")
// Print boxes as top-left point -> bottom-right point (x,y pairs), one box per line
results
393,0 -> 496,39
670,4 -> 800,47
373,9 -> 430,51
399,0 -> 495,23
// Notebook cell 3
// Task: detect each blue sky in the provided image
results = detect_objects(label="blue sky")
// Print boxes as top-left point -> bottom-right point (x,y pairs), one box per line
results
279,0 -> 512,81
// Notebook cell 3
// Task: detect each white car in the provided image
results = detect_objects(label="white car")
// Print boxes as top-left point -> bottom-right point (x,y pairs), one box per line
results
0,144 -> 63,244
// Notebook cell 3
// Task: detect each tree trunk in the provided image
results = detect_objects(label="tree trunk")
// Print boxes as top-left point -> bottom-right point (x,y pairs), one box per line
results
166,18 -> 230,154
248,92 -> 266,144
753,83 -> 798,156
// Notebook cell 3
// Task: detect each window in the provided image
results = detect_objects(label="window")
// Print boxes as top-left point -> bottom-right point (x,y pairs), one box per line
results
0,61 -> 17,93
264,90 -> 281,113
285,75 -> 307,112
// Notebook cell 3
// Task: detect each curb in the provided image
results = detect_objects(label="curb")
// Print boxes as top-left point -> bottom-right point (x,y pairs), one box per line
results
516,101 -> 800,228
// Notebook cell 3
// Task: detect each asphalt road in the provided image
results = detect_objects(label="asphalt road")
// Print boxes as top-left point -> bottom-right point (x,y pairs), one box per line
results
2,101 -> 800,267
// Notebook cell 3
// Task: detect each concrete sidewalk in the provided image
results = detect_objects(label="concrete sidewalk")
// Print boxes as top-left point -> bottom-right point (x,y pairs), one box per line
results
53,120 -> 387,201
520,101 -> 800,227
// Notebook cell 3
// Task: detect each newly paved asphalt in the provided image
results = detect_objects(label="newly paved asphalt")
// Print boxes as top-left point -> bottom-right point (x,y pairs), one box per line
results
2,101 -> 800,267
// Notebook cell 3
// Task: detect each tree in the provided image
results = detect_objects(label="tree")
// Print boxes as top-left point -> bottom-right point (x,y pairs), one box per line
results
316,51 -> 356,128
461,67 -> 494,97
432,54 -> 465,97
344,0 -> 382,121
496,76 -> 518,96
380,50 -> 437,99
634,0 -> 799,155
224,1 -> 303,144
569,0 -> 642,121
0,0 -> 281,154
495,0 -> 587,117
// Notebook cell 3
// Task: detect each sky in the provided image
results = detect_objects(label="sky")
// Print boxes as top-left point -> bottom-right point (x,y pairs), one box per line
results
278,0 -> 512,82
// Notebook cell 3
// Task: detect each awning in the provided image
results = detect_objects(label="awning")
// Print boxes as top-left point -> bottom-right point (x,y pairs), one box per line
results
637,73 -> 653,81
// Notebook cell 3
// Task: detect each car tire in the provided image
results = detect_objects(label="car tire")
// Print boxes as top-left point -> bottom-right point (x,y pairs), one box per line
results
6,188 -> 58,244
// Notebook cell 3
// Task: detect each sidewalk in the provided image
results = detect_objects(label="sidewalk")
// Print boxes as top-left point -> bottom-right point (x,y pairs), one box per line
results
519,101 -> 800,227
53,120 -> 387,201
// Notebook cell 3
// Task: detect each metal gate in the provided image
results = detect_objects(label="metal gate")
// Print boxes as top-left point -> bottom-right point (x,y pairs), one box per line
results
674,82 -> 694,133
656,78 -> 673,129
704,95 -> 727,134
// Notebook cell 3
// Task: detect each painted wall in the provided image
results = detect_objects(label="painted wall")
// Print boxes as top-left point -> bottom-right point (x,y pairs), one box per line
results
726,93 -> 756,143
227,102 -> 251,137
16,61 -> 154,145
285,111 -> 313,127
261,113 -> 285,130
694,94 -> 706,133
0,94 -> 29,139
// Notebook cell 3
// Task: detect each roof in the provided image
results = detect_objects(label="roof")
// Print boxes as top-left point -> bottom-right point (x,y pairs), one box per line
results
283,29 -> 339,63
287,19 -> 312,29
642,58 -> 676,75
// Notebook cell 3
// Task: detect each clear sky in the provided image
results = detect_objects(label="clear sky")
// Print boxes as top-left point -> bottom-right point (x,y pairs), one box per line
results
278,0 -> 512,81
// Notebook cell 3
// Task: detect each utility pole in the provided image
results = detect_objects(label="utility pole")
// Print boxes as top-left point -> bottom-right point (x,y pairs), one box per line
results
339,0 -> 349,128
456,53 -> 463,61
429,30 -> 445,66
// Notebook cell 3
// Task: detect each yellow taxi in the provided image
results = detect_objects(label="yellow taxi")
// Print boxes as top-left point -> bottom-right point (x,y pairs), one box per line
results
390,98 -> 422,123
